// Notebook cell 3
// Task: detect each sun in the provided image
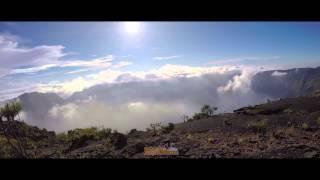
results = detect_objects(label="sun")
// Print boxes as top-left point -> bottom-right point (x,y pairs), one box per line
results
124,22 -> 141,35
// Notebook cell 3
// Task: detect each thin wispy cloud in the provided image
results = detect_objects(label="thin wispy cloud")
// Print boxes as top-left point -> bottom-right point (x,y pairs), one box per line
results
67,69 -> 92,74
153,55 -> 181,60
120,55 -> 133,58
207,56 -> 280,65
112,61 -> 133,68
10,55 -> 114,74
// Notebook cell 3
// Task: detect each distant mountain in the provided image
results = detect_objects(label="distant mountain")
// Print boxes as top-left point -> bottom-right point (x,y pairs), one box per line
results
251,67 -> 320,98
15,92 -> 65,125
17,92 -> 65,112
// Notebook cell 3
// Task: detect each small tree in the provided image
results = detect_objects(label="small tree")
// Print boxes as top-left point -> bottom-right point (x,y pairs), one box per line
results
200,104 -> 217,117
0,101 -> 31,158
0,101 -> 22,121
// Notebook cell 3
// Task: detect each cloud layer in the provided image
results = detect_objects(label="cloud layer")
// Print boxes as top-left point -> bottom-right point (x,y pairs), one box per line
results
17,64 -> 270,133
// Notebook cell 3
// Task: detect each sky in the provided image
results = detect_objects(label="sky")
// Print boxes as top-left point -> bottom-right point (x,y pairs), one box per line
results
1,22 -> 320,101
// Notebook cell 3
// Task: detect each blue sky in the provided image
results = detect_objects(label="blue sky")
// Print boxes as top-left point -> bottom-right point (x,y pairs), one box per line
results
0,22 -> 320,100
2,22 -> 320,67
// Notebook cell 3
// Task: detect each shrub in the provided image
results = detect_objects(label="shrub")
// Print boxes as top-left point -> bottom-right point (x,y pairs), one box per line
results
247,119 -> 268,133
97,128 -> 112,139
190,105 -> 218,121
67,127 -> 100,150
302,123 -> 309,130
150,122 -> 162,135
0,102 -> 33,158
201,104 -> 218,117
56,132 -> 69,142
192,112 -> 206,120
161,123 -> 175,133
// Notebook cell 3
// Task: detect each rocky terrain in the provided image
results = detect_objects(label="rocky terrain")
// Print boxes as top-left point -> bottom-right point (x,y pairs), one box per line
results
2,91 -> 320,159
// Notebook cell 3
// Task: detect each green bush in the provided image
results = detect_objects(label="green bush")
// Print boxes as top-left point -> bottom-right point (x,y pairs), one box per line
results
97,128 -> 112,139
56,132 -> 69,142
57,127 -> 114,150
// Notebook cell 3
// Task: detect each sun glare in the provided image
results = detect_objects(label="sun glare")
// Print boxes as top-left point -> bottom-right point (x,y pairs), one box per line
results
124,22 -> 141,35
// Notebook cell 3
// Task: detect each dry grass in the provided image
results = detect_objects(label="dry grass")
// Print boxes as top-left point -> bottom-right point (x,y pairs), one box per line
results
247,119 -> 268,133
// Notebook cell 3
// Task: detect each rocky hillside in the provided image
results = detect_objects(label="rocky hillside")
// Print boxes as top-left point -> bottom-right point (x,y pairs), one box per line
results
2,93 -> 320,158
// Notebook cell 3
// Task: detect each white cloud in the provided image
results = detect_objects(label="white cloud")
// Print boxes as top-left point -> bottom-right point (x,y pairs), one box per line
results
10,64 -> 58,74
10,55 -> 114,74
0,34 -> 116,76
67,69 -> 92,74
48,99 -> 187,132
60,55 -> 113,68
0,34 -> 65,75
271,71 -> 287,77
153,55 -> 181,60
217,68 -> 256,94
21,64 -> 269,132
208,56 -> 280,65
35,64 -> 242,95
112,61 -> 133,68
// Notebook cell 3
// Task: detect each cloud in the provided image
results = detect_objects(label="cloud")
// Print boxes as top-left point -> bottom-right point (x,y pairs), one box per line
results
67,69 -> 92,74
271,71 -> 287,77
60,55 -> 113,68
10,64 -> 58,74
217,68 -> 256,94
35,64 -> 242,95
10,55 -> 114,74
0,33 -> 117,76
153,55 -> 181,60
208,56 -> 280,65
0,34 -> 65,76
112,61 -> 133,68
17,64 -> 272,133
47,100 -> 187,132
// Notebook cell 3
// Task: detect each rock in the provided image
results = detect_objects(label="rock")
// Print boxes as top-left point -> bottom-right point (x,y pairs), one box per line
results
178,146 -> 190,155
111,133 -> 127,150
134,142 -> 145,153
128,129 -> 137,135
312,133 -> 320,139
304,151 -> 318,158
249,139 -> 258,144
186,134 -> 193,140
273,131 -> 286,139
